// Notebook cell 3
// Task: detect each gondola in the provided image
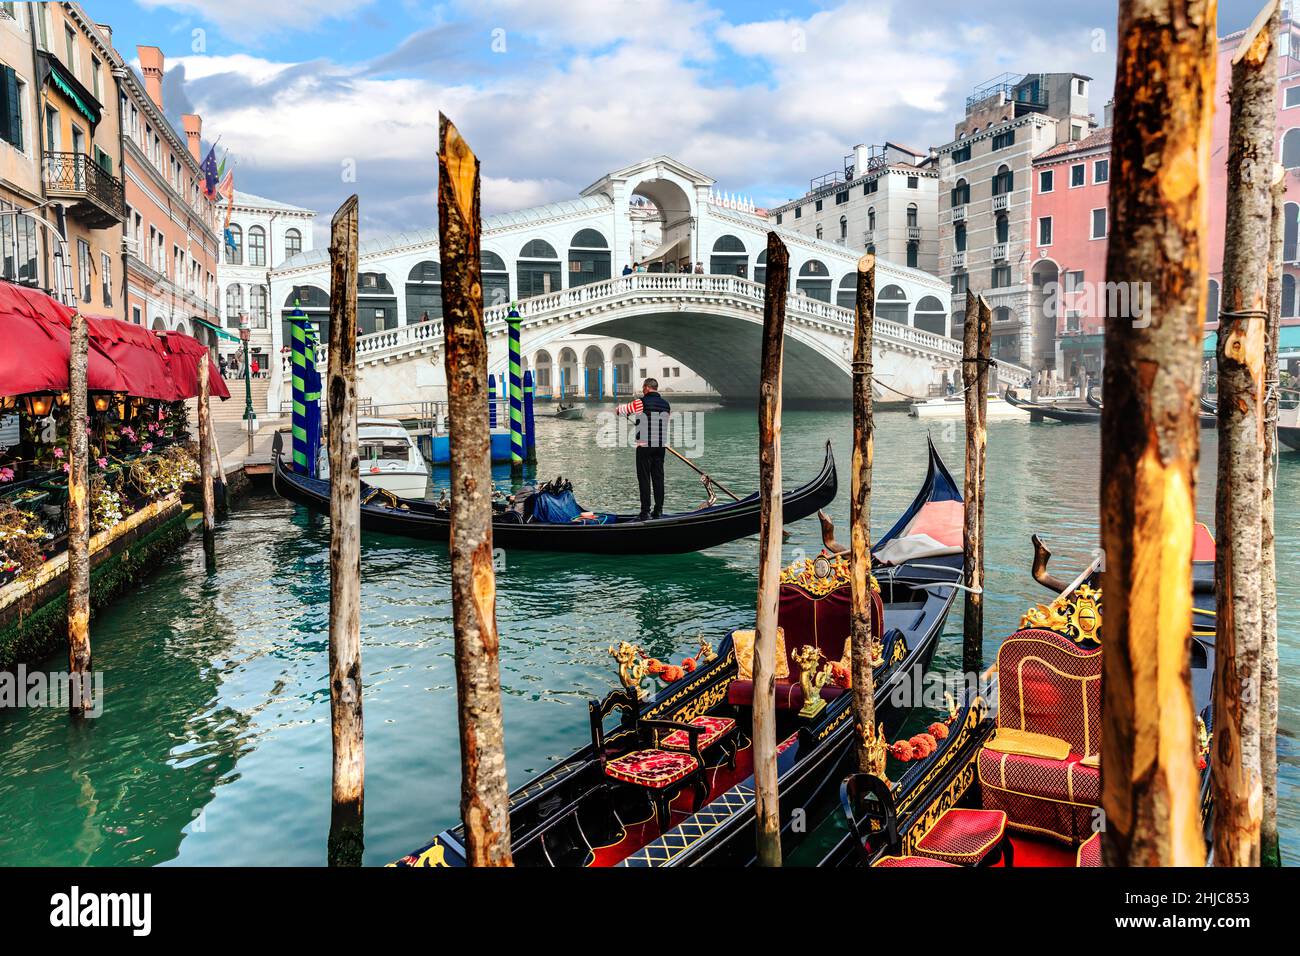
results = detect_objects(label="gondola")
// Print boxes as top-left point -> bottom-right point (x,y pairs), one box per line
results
1280,425 -> 1300,451
1004,388 -> 1101,424
394,438 -> 965,867
271,435 -> 837,555
818,526 -> 1218,868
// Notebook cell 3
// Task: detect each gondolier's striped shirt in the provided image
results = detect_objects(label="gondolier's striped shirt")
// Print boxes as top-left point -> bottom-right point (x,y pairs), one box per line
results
616,392 -> 671,447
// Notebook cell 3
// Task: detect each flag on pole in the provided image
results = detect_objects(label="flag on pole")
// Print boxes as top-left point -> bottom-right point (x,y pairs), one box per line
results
201,145 -> 219,199
218,168 -> 236,250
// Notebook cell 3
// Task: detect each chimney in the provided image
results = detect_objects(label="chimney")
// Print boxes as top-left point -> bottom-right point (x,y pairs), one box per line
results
137,45 -> 164,111
182,114 -> 202,163
97,23 -> 113,51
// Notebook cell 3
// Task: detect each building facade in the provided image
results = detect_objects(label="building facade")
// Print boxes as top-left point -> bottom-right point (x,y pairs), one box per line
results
768,143 -> 939,279
217,190 -> 316,371
0,4 -> 46,290
530,333 -> 715,401
118,45 -> 220,339
937,72 -> 1096,374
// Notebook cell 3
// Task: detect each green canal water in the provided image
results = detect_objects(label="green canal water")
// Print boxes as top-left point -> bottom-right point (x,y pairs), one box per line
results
0,404 -> 1296,866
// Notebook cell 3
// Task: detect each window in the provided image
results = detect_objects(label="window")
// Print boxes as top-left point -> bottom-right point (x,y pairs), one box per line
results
815,224 -> 823,240
1285,129 -> 1300,169
1076,78 -> 1087,96
226,224 -> 243,265
995,213 -> 1009,244
794,206 -> 802,219
132,305 -> 142,325
906,241 -> 918,269
101,251 -> 111,305
835,190 -> 848,205
951,272 -> 969,295
1070,164 -> 1086,187
839,216 -> 848,241
951,144 -> 971,164
907,175 -> 918,189
1091,208 -> 1108,239
1066,311 -> 1082,332
90,56 -> 100,100
992,265 -> 1012,288
907,204 -> 918,227
64,25 -> 76,75
992,128 -> 1015,150
864,179 -> 878,195
249,285 -> 267,328
951,178 -> 970,206
0,67 -> 24,151
1065,270 -> 1085,293
248,225 -> 266,266
775,213 -> 783,225
44,103 -> 58,151
814,199 -> 823,212
1287,86 -> 1300,109
0,210 -> 38,284
954,222 -> 966,252
992,165 -> 1013,195
867,208 -> 876,231
225,284 -> 243,326
1039,169 -> 1053,193
1038,216 -> 1052,246
77,238 -> 91,302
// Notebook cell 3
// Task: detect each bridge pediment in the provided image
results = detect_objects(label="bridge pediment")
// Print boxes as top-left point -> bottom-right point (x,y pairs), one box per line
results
582,155 -> 716,201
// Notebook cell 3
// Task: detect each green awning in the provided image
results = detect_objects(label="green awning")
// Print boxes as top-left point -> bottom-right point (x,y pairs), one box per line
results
191,316 -> 241,343
48,65 -> 98,126
1203,324 -> 1300,358
1059,333 -> 1105,351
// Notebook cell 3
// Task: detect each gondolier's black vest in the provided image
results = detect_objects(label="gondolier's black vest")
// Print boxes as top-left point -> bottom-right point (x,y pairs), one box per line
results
635,391 -> 671,448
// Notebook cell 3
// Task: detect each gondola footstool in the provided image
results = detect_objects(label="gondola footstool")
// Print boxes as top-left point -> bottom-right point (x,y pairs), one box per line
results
913,808 -> 1013,867
659,715 -> 737,767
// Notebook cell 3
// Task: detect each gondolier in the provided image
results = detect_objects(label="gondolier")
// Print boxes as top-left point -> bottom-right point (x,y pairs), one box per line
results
616,378 -> 671,521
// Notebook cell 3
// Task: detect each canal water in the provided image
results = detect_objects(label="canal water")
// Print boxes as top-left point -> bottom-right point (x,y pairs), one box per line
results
0,404 -> 1296,865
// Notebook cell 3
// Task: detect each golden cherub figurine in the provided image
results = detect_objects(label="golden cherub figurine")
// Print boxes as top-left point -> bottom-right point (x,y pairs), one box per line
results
857,721 -> 890,782
696,634 -> 717,663
793,644 -> 833,718
608,641 -> 647,699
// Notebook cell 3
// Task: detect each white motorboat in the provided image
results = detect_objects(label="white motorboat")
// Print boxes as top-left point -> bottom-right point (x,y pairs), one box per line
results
908,395 -> 1031,419
320,417 -> 430,498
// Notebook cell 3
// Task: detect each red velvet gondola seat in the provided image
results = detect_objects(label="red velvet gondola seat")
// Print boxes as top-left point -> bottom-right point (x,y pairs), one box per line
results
913,808 -> 1010,866
978,628 -> 1102,844
603,749 -> 699,788
660,715 -> 735,752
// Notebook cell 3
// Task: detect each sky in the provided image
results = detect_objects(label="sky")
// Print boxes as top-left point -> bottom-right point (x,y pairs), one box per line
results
97,0 -> 1273,243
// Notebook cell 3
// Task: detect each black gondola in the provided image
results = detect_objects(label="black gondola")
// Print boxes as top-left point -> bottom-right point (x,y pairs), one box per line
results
816,525 -> 1218,869
394,438 -> 964,867
1089,388 -> 1217,428
1004,388 -> 1101,424
1279,424 -> 1300,451
271,436 -> 838,555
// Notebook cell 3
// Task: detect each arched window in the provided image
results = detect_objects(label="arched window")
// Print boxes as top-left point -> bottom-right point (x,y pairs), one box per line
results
1283,128 -> 1300,169
906,204 -> 918,228
992,164 -> 1013,195
1284,274 -> 1297,318
518,238 -> 561,297
225,283 -> 243,327
249,285 -> 267,328
151,316 -> 167,331
877,284 -> 909,325
995,213 -> 1009,244
284,228 -> 302,259
867,207 -> 876,231
248,225 -> 266,266
533,349 -> 553,391
951,177 -> 970,206
836,273 -> 857,310
796,259 -> 831,302
225,224 -> 243,265
914,295 -> 946,334
1207,279 -> 1221,325
1285,203 -> 1298,263
710,234 -> 748,277
839,216 -> 848,242
406,261 -> 442,322
755,249 -> 767,285
481,250 -> 510,307
611,343 -> 633,395
568,229 -> 610,286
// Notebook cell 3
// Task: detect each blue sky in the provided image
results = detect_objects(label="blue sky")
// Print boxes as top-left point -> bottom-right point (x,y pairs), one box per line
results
96,0 -> 1270,240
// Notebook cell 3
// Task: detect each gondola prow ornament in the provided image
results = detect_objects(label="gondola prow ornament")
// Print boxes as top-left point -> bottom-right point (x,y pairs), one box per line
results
794,644 -> 834,719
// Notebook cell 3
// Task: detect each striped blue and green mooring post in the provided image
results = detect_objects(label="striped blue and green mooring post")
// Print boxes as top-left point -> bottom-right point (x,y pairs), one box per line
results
289,306 -> 321,476
488,373 -> 498,429
523,369 -> 537,463
507,305 -> 525,470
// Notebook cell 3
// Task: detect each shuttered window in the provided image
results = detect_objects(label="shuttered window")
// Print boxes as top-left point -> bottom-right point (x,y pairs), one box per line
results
0,64 -> 23,151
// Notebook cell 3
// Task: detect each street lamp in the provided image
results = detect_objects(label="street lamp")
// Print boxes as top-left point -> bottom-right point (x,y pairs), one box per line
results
240,314 -> 256,456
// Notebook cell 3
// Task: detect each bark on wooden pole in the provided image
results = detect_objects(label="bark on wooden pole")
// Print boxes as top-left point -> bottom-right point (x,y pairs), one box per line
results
1261,163 -> 1284,867
67,310 -> 92,718
754,231 -> 789,867
960,290 -> 990,676
326,194 -> 364,866
1100,0 -> 1215,867
849,253 -> 878,772
1213,1 -> 1276,868
438,114 -> 513,867
198,350 -> 216,569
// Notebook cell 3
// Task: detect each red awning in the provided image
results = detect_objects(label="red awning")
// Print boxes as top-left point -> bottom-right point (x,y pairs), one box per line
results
85,315 -> 182,401
157,331 -> 231,400
0,284 -> 129,397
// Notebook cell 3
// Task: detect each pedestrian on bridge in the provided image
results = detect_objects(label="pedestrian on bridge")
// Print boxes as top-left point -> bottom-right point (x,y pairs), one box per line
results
622,263 -> 633,276
616,377 -> 671,521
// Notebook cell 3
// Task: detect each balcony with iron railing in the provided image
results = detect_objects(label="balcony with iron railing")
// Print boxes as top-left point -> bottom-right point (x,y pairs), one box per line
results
42,152 -> 126,229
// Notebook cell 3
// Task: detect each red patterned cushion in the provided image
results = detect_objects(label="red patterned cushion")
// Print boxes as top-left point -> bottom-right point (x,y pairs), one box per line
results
914,808 -> 1006,865
604,749 -> 699,789
1077,832 -> 1102,867
978,748 -> 1099,805
661,716 -> 736,752
873,855 -> 959,868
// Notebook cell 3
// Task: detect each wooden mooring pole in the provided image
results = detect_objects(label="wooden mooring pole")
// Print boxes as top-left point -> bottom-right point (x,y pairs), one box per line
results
67,310 -> 92,718
850,253 -> 878,771
326,194 -> 364,866
1100,0 -> 1214,867
438,114 -> 513,866
754,231 -> 789,867
198,350 -> 216,569
1261,162 -> 1284,867
960,290 -> 990,676
1213,0 -> 1277,868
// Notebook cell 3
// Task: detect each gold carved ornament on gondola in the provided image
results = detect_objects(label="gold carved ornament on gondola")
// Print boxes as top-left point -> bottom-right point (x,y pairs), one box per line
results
608,637 -> 718,700
780,553 -> 879,598
854,696 -> 962,786
1020,584 -> 1102,645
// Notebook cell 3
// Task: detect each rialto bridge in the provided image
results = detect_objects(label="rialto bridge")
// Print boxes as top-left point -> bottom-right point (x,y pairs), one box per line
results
266,156 -> 1029,411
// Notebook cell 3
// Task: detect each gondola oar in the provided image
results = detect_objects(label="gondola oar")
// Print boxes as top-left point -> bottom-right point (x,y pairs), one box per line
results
665,445 -> 741,502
